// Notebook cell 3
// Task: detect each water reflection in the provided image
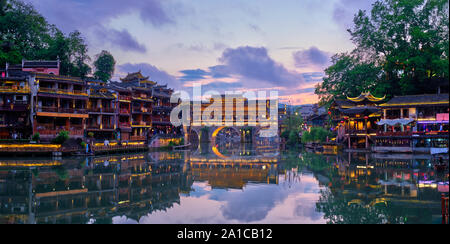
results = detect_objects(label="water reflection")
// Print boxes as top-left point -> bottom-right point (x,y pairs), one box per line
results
0,143 -> 447,224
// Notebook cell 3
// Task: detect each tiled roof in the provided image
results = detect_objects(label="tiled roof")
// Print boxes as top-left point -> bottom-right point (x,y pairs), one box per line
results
379,94 -> 449,107
23,60 -> 58,68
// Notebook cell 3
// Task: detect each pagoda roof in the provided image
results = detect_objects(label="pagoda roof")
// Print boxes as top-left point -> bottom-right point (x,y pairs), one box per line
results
379,93 -> 449,107
120,71 -> 156,85
89,85 -> 116,99
347,92 -> 386,103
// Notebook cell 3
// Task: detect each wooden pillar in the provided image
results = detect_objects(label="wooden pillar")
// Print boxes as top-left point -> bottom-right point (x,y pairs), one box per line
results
366,135 -> 369,149
348,136 -> 351,149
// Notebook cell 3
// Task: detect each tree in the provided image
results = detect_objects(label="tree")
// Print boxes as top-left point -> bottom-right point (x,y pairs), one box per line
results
0,0 -> 92,78
93,50 -> 116,82
316,0 -> 449,104
315,53 -> 382,105
0,0 -> 49,66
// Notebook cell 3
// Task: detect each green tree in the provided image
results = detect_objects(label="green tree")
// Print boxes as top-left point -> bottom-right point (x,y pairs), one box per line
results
350,0 -> 449,95
315,53 -> 382,106
0,0 -> 48,65
0,0 -> 92,78
316,0 -> 449,104
93,50 -> 116,82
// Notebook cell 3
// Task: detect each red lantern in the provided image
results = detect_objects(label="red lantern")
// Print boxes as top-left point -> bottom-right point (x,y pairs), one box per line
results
364,116 -> 369,119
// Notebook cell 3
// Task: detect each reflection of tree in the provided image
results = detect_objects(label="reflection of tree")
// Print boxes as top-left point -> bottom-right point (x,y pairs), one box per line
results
316,189 -> 405,224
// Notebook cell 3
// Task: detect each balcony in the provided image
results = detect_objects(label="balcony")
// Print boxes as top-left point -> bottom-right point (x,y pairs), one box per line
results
346,129 -> 377,135
88,107 -> 101,113
130,136 -> 146,141
131,121 -> 151,127
38,107 -> 87,114
119,122 -> 131,128
87,124 -> 101,130
0,86 -> 31,94
38,87 -> 88,96
119,109 -> 130,114
102,107 -> 116,113
0,102 -> 29,111
119,95 -> 132,101
36,128 -> 84,136
376,131 -> 413,137
102,124 -> 114,130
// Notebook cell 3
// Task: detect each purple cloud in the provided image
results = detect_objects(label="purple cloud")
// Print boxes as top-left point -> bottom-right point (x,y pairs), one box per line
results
27,0 -> 175,32
179,69 -> 210,81
96,28 -> 147,53
218,46 -> 304,87
293,47 -> 331,68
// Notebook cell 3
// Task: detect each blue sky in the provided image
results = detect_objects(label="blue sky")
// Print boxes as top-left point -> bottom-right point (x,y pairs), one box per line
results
27,0 -> 375,105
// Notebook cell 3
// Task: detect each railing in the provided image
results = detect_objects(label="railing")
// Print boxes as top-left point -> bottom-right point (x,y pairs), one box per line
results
88,107 -> 101,113
102,107 -> 116,113
92,143 -> 147,153
120,109 -> 130,114
119,95 -> 132,101
376,131 -> 413,137
0,86 -> 31,93
130,136 -> 146,141
119,122 -> 131,128
102,124 -> 114,129
346,129 -> 377,135
87,124 -> 101,129
38,87 -> 88,96
37,107 -> 87,114
36,128 -> 84,136
69,130 -> 84,136
132,121 -> 151,126
0,103 -> 29,111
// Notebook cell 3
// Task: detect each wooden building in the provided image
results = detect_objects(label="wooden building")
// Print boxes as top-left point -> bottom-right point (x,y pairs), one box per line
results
329,92 -> 386,149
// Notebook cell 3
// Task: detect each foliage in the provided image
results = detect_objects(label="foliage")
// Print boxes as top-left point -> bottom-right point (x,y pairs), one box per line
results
316,53 -> 383,106
316,0 -> 449,105
52,131 -> 69,144
32,133 -> 40,141
80,141 -> 86,148
302,127 -> 333,143
282,114 -> 304,145
0,0 -> 91,77
93,50 -> 116,82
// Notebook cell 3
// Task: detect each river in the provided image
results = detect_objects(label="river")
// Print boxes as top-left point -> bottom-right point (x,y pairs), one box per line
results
0,142 -> 447,224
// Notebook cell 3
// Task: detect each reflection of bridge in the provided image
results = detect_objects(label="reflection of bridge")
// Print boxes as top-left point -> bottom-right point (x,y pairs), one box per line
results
188,126 -> 261,145
189,161 -> 279,189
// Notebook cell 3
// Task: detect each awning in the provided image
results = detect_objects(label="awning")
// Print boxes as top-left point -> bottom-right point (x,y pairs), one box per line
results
376,118 -> 415,126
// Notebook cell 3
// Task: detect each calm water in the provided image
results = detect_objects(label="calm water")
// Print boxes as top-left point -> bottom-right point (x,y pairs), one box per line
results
0,143 -> 448,224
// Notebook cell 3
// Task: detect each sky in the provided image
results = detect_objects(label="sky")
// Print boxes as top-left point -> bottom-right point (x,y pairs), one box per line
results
27,0 -> 375,105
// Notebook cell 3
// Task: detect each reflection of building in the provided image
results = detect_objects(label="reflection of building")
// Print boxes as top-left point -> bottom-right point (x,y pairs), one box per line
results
0,153 -> 193,224
321,153 -> 445,223
189,161 -> 278,189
